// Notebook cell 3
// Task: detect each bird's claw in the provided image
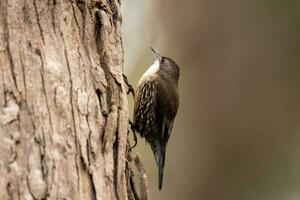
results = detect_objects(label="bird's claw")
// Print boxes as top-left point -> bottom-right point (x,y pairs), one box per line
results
123,74 -> 135,98
129,120 -> 137,149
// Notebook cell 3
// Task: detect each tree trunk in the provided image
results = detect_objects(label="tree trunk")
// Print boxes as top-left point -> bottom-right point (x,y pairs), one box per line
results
0,0 -> 130,199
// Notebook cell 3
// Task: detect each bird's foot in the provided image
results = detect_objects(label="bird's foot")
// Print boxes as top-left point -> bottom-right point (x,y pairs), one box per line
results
129,119 -> 137,149
123,74 -> 135,98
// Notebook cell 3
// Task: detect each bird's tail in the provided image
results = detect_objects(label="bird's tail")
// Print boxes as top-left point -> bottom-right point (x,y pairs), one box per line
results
153,140 -> 166,190
158,150 -> 166,190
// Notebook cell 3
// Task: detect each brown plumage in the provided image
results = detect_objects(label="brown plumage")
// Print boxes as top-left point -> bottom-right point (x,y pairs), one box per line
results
133,48 -> 180,190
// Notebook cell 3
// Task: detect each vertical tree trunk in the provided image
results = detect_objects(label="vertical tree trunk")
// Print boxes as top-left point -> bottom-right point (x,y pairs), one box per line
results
0,0 -> 130,199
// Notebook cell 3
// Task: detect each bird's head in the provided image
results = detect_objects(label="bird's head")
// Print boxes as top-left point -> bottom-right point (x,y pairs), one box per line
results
150,47 -> 180,81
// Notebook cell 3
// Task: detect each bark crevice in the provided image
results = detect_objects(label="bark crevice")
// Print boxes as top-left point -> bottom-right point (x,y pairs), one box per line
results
33,0 -> 45,44
0,1 -> 143,199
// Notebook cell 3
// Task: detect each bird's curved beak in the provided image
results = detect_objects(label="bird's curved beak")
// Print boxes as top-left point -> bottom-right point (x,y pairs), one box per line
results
150,47 -> 161,60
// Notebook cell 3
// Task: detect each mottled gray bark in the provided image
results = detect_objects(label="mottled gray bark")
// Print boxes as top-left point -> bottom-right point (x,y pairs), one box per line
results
0,0 -> 130,199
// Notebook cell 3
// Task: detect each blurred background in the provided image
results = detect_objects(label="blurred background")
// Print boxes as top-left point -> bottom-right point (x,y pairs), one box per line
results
122,1 -> 300,200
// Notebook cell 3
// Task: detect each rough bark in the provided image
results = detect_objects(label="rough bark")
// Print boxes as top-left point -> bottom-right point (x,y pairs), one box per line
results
0,0 -> 130,199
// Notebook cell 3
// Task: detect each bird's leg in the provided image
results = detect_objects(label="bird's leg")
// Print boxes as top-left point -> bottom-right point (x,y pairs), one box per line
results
123,74 -> 135,98
129,119 -> 137,149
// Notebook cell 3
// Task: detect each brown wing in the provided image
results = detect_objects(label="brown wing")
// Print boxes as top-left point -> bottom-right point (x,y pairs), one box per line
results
156,78 -> 179,141
156,78 -> 179,121
134,77 -> 179,141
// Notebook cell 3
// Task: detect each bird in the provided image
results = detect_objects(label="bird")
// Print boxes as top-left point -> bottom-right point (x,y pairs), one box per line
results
133,47 -> 180,190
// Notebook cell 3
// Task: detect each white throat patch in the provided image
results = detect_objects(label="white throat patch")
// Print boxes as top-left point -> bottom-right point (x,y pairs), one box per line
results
143,59 -> 159,77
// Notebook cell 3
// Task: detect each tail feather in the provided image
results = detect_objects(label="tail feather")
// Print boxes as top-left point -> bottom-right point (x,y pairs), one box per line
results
153,140 -> 166,190
158,151 -> 165,190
